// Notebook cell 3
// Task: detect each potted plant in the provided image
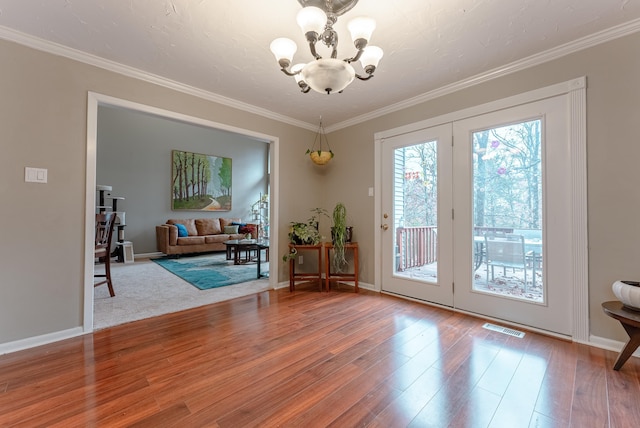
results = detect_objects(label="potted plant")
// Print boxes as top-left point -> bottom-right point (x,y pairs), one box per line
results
331,202 -> 352,272
282,208 -> 329,262
306,116 -> 334,166
306,148 -> 334,165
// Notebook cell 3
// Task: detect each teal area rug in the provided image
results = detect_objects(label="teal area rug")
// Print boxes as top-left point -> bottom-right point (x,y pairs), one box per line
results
152,253 -> 268,290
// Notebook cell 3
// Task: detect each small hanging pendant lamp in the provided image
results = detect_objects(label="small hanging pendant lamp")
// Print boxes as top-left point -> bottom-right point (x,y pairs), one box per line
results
306,116 -> 334,165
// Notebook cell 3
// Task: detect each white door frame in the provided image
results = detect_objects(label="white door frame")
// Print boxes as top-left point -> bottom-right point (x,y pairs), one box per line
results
374,77 -> 588,341
84,92 -> 280,332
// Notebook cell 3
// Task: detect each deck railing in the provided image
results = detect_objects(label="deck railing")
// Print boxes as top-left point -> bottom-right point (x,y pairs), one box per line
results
396,226 -> 518,271
396,226 -> 437,271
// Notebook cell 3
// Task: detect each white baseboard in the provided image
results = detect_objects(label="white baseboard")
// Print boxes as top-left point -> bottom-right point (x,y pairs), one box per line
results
275,280 -> 376,291
134,251 -> 163,259
588,334 -> 640,358
0,327 -> 86,356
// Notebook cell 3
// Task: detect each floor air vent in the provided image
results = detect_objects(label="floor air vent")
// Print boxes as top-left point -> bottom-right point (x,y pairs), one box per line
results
482,323 -> 525,338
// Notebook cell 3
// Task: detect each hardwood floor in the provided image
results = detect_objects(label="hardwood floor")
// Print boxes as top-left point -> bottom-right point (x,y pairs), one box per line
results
1,284 -> 639,427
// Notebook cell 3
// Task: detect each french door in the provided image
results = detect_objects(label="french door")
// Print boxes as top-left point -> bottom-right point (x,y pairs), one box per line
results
380,95 -> 573,335
380,124 -> 454,306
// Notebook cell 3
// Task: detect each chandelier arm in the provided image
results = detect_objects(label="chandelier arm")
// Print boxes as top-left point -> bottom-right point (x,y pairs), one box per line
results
344,48 -> 365,64
308,42 -> 322,60
355,73 -> 374,81
279,67 -> 299,77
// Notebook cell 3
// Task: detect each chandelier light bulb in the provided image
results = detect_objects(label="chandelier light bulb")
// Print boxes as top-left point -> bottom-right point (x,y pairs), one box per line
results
270,38 -> 297,63
360,45 -> 384,69
347,16 -> 376,44
296,6 -> 327,37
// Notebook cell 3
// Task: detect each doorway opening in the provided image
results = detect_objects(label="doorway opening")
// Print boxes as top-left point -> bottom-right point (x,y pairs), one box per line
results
84,92 -> 280,332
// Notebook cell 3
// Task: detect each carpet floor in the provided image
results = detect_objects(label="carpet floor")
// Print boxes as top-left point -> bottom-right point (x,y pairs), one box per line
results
93,253 -> 271,330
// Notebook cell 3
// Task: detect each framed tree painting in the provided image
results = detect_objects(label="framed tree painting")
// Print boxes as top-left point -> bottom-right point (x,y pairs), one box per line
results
171,150 -> 232,211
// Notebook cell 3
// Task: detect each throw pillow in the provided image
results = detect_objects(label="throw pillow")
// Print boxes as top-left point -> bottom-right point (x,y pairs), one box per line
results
168,219 -> 197,235
195,218 -> 221,235
176,223 -> 188,237
224,225 -> 239,234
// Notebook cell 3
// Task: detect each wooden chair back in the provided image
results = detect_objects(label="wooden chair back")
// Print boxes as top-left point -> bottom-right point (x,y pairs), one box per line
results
95,212 -> 116,249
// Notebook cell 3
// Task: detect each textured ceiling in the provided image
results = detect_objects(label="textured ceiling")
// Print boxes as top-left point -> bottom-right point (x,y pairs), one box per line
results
1,0 -> 640,129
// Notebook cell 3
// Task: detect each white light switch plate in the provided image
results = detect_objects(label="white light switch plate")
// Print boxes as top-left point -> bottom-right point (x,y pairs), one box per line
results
25,167 -> 47,183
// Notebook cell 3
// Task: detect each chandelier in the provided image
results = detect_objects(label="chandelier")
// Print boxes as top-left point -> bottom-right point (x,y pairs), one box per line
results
270,0 -> 383,95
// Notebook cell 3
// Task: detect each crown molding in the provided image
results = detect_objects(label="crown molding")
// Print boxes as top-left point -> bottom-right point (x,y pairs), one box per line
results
2,17 -> 640,134
0,25 -> 317,132
326,17 -> 640,133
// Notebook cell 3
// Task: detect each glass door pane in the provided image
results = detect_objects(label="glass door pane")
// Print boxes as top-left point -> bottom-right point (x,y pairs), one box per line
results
394,141 -> 438,282
471,120 -> 544,303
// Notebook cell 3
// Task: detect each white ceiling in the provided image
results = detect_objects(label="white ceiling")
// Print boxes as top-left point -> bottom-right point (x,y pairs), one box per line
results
1,0 -> 640,129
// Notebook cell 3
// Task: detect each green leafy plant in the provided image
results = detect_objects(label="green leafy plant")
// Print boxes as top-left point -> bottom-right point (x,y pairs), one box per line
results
331,202 -> 348,272
282,246 -> 298,263
282,208 -> 329,262
305,148 -> 334,158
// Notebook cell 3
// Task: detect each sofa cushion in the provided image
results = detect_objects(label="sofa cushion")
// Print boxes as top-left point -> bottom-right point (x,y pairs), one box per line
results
224,225 -> 239,234
219,218 -> 241,229
176,236 -> 206,245
195,218 -> 221,235
205,235 -> 232,244
175,223 -> 188,237
167,219 -> 198,236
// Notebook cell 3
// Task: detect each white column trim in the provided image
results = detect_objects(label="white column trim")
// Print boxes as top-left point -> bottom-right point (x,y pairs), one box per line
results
569,79 -> 589,342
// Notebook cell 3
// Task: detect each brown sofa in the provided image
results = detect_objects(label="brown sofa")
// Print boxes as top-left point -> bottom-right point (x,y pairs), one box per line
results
156,217 -> 257,256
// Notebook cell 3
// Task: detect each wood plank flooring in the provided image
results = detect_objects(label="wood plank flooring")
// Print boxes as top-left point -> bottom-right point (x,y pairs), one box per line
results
1,284 -> 639,427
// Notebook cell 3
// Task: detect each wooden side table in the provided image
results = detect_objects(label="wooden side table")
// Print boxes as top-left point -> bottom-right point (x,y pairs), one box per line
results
324,242 -> 359,292
288,244 -> 323,292
602,301 -> 640,370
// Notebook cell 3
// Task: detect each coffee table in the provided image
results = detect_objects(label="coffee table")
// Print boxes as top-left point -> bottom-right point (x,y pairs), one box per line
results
224,239 -> 269,279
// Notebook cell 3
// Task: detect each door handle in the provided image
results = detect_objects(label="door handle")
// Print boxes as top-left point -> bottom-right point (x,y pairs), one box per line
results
381,224 -> 389,230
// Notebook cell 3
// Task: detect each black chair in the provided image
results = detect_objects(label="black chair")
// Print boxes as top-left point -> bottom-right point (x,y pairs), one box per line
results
95,212 -> 117,297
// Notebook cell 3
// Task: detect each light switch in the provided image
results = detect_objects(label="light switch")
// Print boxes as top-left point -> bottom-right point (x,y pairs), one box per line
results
368,187 -> 374,197
25,167 -> 48,183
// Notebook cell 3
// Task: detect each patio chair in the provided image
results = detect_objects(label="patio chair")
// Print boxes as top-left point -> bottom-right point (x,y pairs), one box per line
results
484,233 -> 528,291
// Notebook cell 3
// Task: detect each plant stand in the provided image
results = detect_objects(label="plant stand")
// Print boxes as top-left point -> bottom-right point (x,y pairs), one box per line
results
324,242 -> 359,292
288,244 -> 323,292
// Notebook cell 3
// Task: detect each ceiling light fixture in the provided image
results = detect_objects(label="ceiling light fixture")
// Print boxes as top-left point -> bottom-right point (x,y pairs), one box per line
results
270,0 -> 383,95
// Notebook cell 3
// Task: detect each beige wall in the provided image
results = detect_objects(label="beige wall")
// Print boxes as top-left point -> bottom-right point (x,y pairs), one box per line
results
1,29 -> 639,347
0,38 -> 318,344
